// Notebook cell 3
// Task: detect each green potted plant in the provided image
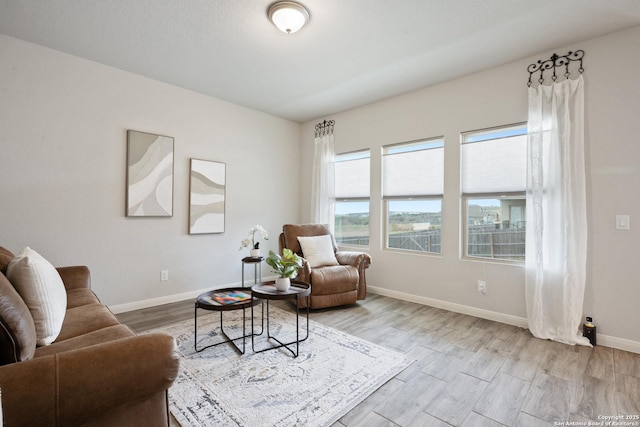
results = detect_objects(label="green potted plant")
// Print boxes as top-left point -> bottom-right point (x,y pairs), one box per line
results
265,249 -> 303,291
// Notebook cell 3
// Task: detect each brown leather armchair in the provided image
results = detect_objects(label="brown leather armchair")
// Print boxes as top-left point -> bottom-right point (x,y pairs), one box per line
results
279,224 -> 371,309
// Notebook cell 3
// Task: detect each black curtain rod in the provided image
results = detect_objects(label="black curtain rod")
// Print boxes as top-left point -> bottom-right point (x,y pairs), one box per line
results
527,50 -> 585,87
314,119 -> 335,138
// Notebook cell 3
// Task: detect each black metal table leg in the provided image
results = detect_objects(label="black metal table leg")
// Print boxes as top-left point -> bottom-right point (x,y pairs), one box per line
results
251,283 -> 311,357
194,288 -> 264,355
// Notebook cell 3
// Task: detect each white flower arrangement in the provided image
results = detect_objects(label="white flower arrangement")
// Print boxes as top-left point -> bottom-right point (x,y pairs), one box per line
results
239,225 -> 269,250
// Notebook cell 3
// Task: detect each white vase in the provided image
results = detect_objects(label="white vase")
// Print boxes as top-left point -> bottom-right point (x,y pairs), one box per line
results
275,277 -> 291,292
250,249 -> 260,257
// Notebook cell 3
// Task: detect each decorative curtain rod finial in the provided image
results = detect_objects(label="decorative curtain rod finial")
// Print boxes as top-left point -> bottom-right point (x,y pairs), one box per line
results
314,119 -> 335,138
527,50 -> 585,87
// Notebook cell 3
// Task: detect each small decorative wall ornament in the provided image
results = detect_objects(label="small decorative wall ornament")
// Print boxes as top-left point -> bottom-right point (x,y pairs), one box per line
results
189,158 -> 226,234
126,130 -> 174,217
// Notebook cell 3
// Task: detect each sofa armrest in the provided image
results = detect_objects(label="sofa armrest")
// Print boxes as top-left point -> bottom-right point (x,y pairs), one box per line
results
0,332 -> 179,426
296,258 -> 312,283
57,265 -> 91,291
336,251 -> 371,300
336,251 -> 372,270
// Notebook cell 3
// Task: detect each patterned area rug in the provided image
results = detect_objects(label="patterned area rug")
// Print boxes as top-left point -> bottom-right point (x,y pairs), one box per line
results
149,305 -> 413,426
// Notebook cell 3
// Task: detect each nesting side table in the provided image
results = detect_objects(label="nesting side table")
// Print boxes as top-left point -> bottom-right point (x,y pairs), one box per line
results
194,287 -> 263,354
250,280 -> 311,357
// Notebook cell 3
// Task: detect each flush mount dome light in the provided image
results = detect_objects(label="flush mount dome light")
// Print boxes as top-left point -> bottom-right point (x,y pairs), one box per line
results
268,1 -> 310,34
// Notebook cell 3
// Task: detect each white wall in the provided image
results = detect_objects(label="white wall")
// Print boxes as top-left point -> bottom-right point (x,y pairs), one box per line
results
0,35 -> 301,308
301,26 -> 640,350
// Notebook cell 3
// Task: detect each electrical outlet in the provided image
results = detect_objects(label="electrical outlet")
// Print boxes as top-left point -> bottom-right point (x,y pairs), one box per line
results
616,215 -> 630,230
477,280 -> 487,295
160,270 -> 169,281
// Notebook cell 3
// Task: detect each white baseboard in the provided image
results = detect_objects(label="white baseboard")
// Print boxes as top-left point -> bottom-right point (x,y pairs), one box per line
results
367,285 -> 640,355
108,275 -> 278,314
596,335 -> 640,354
109,288 -> 208,314
110,283 -> 639,354
367,285 -> 529,329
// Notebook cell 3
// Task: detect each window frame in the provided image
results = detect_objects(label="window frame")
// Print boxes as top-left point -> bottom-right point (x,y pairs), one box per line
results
462,194 -> 526,263
460,122 -> 527,263
382,136 -> 444,255
384,196 -> 443,255
333,149 -> 371,248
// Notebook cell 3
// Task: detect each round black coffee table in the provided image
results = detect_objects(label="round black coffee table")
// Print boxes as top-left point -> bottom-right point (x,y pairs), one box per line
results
194,287 -> 263,354
250,280 -> 311,357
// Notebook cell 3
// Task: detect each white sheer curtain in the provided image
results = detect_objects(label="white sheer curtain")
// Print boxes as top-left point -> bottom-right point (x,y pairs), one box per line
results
310,122 -> 335,227
525,75 -> 590,346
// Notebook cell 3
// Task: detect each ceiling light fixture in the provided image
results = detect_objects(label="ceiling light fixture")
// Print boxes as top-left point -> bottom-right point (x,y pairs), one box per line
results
268,1 -> 310,34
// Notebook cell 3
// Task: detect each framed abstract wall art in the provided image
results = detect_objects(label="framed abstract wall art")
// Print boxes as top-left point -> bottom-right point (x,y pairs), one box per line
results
189,158 -> 226,234
126,130 -> 174,217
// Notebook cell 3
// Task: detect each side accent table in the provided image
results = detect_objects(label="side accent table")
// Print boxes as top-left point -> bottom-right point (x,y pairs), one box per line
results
194,288 -> 263,354
250,280 -> 311,357
241,256 -> 263,288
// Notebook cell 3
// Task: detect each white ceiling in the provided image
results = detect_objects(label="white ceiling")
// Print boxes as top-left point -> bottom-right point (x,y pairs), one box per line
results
1,0 -> 640,123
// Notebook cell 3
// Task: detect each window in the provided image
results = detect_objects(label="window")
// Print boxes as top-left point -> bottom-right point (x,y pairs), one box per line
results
383,138 -> 444,254
334,150 -> 370,246
461,123 -> 527,261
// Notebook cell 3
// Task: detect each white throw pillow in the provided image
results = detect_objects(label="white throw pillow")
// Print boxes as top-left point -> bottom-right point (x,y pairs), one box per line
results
297,235 -> 339,268
7,247 -> 67,346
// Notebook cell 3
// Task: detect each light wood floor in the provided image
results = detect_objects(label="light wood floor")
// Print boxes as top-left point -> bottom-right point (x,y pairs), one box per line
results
116,294 -> 640,427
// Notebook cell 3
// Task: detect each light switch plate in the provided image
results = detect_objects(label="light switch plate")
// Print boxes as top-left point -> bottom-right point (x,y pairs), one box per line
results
616,215 -> 630,230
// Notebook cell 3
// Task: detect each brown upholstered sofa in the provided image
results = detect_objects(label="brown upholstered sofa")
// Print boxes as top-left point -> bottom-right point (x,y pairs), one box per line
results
0,246 -> 180,427
279,224 -> 372,309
